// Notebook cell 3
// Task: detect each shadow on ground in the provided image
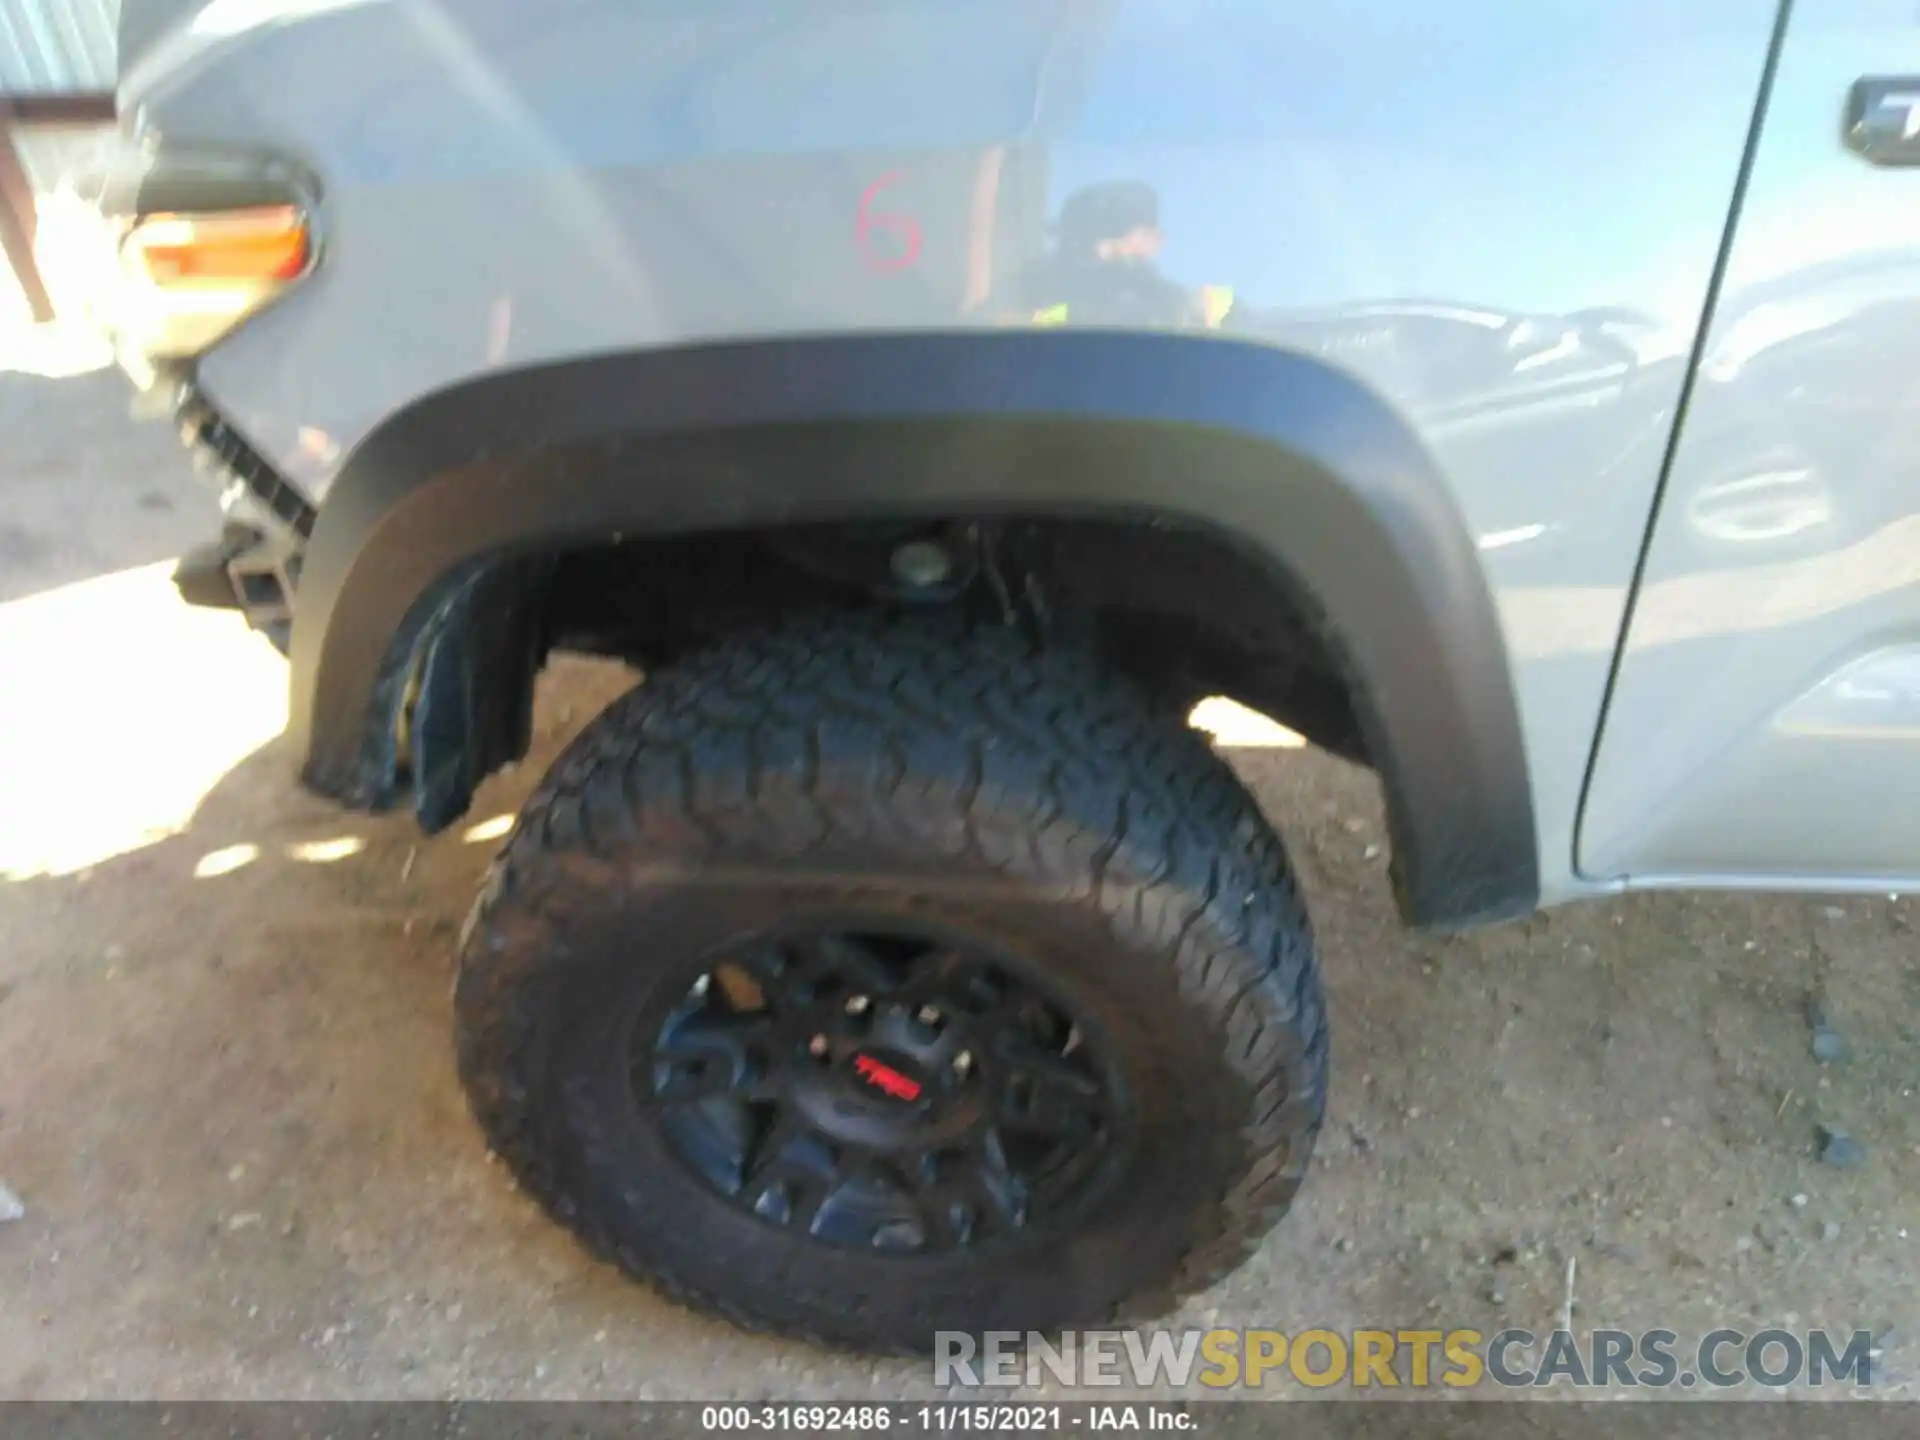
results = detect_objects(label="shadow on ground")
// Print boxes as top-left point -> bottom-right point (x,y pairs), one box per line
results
0,366 -> 212,603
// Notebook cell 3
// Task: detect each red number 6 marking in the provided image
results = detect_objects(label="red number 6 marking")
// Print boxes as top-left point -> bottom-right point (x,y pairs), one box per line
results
856,170 -> 923,273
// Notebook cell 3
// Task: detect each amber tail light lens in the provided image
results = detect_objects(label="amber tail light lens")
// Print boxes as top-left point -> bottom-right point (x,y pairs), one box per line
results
109,203 -> 317,363
124,205 -> 312,286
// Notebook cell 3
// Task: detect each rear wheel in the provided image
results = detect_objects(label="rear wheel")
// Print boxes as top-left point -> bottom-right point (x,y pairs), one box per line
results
455,615 -> 1326,1350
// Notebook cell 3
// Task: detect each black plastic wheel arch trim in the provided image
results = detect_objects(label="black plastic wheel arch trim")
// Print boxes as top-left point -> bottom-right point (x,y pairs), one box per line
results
289,330 -> 1537,929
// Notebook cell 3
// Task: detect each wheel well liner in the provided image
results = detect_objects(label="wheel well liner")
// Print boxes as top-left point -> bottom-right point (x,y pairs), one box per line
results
289,330 -> 1535,928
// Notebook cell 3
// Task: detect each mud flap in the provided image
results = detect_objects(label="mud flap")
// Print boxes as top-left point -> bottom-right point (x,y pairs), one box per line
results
406,557 -> 551,832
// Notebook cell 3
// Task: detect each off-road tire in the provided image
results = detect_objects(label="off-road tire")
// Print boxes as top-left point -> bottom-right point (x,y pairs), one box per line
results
455,614 -> 1327,1351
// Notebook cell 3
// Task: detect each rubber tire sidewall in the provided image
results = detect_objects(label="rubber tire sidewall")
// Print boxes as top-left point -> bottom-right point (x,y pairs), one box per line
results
463,866 -> 1266,1349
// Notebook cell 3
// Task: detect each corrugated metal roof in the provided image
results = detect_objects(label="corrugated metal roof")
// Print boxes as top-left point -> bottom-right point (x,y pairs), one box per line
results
0,0 -> 118,96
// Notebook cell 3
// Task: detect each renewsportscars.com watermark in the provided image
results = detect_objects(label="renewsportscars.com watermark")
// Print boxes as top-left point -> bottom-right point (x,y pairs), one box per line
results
935,1327 -> 1878,1391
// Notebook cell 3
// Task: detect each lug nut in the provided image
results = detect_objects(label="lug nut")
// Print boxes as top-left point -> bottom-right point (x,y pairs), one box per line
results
953,1050 -> 972,1077
917,1005 -> 941,1026
845,994 -> 870,1016
809,1034 -> 829,1058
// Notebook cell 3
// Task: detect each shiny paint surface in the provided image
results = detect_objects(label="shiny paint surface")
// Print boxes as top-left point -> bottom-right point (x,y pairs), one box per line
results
1581,3 -> 1920,886
121,0 -> 1790,899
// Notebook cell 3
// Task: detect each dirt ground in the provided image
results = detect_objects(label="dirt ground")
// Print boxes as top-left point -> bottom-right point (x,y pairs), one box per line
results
0,353 -> 1916,1404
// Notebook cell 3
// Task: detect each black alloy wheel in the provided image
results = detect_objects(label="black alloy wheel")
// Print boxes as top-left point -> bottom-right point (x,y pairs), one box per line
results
645,921 -> 1132,1256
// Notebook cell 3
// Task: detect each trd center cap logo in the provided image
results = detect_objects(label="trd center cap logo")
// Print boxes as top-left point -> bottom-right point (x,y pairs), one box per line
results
852,1053 -> 923,1103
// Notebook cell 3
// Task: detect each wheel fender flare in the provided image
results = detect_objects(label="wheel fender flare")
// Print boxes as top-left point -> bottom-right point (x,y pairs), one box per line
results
290,330 -> 1536,928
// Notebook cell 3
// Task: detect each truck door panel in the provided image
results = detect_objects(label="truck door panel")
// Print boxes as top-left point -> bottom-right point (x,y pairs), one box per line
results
1581,1 -> 1920,884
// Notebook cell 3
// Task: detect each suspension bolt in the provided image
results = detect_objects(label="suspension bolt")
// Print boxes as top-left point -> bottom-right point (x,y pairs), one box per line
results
845,994 -> 870,1016
953,1050 -> 972,1077
890,539 -> 954,590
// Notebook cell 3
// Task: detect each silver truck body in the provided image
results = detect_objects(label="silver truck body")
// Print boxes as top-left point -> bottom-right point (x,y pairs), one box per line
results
93,0 -> 1920,909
